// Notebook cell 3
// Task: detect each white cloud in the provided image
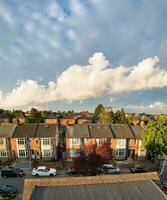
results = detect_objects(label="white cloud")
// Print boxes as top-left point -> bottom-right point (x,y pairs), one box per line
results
46,1 -> 66,21
125,101 -> 167,114
1,52 -> 167,109
0,5 -> 14,26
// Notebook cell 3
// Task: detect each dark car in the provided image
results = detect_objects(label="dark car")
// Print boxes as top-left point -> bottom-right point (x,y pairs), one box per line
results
1,166 -> 24,178
130,165 -> 148,173
0,184 -> 17,199
162,179 -> 167,190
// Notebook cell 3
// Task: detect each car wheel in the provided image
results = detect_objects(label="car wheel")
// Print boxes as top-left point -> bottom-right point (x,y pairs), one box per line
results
50,174 -> 54,177
35,174 -> 39,177
3,175 -> 7,178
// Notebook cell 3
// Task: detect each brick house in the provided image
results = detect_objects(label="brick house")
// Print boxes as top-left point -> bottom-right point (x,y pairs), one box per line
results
11,124 -> 37,160
60,113 -> 77,126
66,124 -> 146,160
11,124 -> 59,161
77,111 -> 92,124
32,124 -> 59,160
44,114 -> 59,125
130,126 -> 146,160
0,124 -> 16,161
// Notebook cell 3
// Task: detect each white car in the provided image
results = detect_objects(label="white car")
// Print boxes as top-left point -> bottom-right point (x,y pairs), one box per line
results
103,164 -> 120,174
32,166 -> 57,177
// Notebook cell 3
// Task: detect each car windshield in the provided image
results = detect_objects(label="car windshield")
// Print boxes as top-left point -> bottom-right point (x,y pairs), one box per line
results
15,168 -> 21,171
45,167 -> 50,171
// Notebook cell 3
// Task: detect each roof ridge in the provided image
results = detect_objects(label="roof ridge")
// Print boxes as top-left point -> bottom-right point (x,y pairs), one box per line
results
128,125 -> 136,138
109,124 -> 116,138
34,123 -> 39,138
87,124 -> 91,138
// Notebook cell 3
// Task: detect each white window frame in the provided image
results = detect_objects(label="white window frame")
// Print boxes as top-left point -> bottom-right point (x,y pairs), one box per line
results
69,138 -> 81,145
115,149 -> 126,157
0,151 -> 8,157
43,150 -> 51,157
96,138 -> 107,145
42,138 -> 51,145
17,138 -> 27,145
116,139 -> 126,145
18,150 -> 28,157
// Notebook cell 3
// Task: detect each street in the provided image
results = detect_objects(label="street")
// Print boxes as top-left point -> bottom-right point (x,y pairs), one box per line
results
0,168 -> 166,199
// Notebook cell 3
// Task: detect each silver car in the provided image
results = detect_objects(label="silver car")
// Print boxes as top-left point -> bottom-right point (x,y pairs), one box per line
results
103,164 -> 120,174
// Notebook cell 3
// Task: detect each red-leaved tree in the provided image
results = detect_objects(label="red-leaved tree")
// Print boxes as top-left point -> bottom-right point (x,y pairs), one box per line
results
73,142 -> 112,176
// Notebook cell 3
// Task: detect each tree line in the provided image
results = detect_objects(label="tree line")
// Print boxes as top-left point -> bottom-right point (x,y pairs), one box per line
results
93,104 -> 128,124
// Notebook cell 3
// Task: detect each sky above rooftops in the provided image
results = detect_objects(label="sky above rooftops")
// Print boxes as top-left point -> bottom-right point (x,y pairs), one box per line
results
0,0 -> 167,113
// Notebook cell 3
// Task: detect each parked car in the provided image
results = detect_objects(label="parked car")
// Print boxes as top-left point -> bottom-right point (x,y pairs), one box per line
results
130,165 -> 148,173
0,184 -> 17,199
66,167 -> 77,175
162,179 -> 167,190
103,164 -> 120,174
32,166 -> 57,176
1,167 -> 24,178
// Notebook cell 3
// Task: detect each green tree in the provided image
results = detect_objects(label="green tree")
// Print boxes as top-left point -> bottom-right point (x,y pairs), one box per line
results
26,108 -> 44,123
114,108 -> 128,124
142,119 -> 167,166
99,110 -> 114,124
93,104 -> 105,122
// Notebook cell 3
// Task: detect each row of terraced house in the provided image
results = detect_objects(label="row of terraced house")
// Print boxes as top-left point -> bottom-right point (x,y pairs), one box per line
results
0,124 -> 59,162
0,123 -> 146,162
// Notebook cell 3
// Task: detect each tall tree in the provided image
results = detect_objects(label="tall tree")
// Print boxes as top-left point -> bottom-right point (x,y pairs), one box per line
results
93,104 -> 105,122
114,108 -> 128,124
99,110 -> 114,124
142,119 -> 167,166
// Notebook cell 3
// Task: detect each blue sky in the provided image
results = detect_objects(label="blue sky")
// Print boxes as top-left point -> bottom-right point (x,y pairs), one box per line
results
0,0 -> 167,113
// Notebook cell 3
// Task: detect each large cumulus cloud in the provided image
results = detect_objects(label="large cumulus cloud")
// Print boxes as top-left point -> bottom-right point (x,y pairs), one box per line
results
1,52 -> 167,109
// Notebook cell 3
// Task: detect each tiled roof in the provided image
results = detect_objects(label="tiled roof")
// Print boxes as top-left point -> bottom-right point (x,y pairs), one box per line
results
89,124 -> 113,138
110,124 -> 135,139
23,172 -> 162,200
30,181 -> 166,200
12,124 -> 37,138
35,124 -> 58,138
62,113 -> 77,119
45,113 -> 57,119
67,124 -> 90,138
0,124 -> 16,138
130,126 -> 144,139
66,124 -> 138,139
